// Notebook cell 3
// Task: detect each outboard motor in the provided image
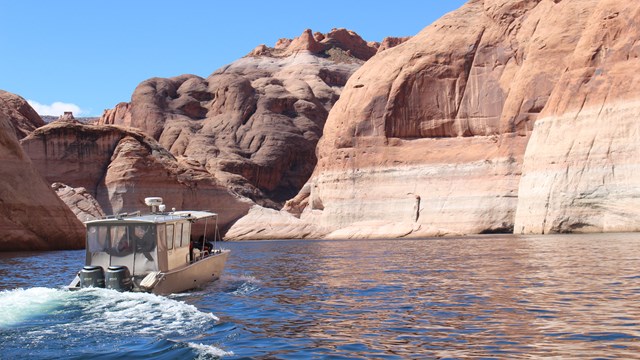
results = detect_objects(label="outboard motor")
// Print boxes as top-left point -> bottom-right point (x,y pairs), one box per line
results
79,265 -> 105,288
105,265 -> 133,291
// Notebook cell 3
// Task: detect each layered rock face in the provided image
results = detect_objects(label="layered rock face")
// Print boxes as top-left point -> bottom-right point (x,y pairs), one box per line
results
224,205 -> 325,240
21,121 -> 252,229
514,0 -> 640,233
99,29 -> 400,208
0,92 -> 84,251
257,0 -> 631,239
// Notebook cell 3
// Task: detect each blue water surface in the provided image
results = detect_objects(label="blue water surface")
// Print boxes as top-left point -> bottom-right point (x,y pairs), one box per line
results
1,234 -> 640,359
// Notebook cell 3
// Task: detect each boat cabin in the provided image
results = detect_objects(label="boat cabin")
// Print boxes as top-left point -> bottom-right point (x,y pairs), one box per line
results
69,196 -> 229,294
84,211 -> 217,280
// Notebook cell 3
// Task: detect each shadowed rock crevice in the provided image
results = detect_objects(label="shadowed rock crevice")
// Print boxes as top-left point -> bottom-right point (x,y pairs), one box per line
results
479,224 -> 515,234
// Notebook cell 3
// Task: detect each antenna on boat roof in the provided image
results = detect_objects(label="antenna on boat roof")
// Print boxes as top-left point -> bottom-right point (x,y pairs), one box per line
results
144,197 -> 164,213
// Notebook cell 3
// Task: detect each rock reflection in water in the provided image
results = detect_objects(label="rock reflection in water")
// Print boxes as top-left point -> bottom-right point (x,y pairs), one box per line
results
217,233 -> 640,358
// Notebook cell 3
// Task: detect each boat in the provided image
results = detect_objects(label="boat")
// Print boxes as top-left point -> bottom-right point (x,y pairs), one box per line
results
68,197 -> 230,294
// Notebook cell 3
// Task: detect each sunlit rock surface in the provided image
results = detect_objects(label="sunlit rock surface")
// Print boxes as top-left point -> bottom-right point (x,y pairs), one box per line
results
98,29 -> 402,209
0,92 -> 84,251
224,205 -> 325,240
21,121 -> 252,230
0,90 -> 45,139
240,0 -> 640,239
514,1 -> 640,234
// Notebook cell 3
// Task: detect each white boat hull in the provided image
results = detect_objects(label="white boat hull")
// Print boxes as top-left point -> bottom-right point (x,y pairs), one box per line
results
150,250 -> 230,294
69,250 -> 230,294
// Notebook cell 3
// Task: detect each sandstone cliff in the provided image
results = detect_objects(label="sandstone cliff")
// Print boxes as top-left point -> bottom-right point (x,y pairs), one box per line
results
0,92 -> 85,251
514,0 -> 640,234
21,1 -> 638,240
231,0 -> 640,239
99,29 -> 398,209
0,90 -> 45,139
21,120 -> 252,230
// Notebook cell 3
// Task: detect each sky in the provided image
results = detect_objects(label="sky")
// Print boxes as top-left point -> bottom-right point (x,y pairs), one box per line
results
0,0 -> 467,117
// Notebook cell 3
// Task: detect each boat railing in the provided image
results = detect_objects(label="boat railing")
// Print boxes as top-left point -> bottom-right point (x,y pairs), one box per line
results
152,214 -> 184,222
97,211 -> 195,222
100,211 -> 142,220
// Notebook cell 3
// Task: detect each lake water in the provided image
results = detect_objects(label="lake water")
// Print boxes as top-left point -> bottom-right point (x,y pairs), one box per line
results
1,234 -> 639,359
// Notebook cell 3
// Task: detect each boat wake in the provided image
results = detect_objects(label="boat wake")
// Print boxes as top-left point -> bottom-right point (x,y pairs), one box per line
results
188,342 -> 235,359
0,287 -> 68,328
0,287 -> 217,335
221,274 -> 261,296
75,287 -> 218,336
0,287 -> 232,358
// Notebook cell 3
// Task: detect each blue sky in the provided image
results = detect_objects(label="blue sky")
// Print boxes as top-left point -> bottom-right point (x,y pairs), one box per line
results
0,1 -> 467,116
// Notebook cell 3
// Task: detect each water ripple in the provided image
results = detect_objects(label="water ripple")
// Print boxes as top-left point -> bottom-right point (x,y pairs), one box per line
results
1,234 -> 640,358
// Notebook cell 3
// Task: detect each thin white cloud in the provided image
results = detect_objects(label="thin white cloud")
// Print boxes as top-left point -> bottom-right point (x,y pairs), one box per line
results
27,100 -> 87,116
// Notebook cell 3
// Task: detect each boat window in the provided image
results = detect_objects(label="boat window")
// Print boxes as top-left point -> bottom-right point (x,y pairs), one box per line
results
111,225 -> 132,255
173,223 -> 188,248
157,225 -> 165,251
87,225 -> 109,252
175,224 -> 183,248
166,224 -> 174,250
181,222 -> 190,248
133,224 -> 156,252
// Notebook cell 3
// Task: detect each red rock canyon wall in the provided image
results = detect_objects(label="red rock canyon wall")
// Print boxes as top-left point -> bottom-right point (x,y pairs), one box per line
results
514,0 -> 640,234
98,29 -> 400,209
21,121 -> 252,230
231,0 -> 640,239
0,92 -> 85,250
13,1 -> 640,242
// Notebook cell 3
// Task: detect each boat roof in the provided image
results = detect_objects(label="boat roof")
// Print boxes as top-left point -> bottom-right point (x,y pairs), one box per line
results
85,211 -> 218,225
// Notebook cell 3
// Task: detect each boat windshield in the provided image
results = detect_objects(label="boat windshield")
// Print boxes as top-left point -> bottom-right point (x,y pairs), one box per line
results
88,224 -> 156,255
86,224 -> 158,274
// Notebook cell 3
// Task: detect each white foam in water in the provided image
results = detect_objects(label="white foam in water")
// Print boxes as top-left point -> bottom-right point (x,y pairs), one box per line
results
0,286 -> 219,340
221,273 -> 261,284
0,287 -> 233,358
0,287 -> 69,327
188,342 -> 234,358
73,288 -> 218,336
220,273 -> 261,296
231,282 -> 260,296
